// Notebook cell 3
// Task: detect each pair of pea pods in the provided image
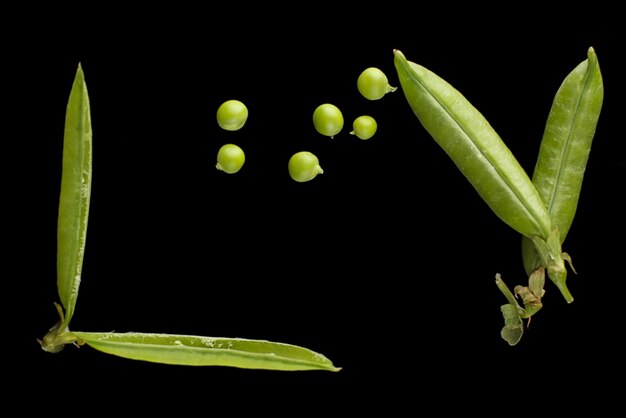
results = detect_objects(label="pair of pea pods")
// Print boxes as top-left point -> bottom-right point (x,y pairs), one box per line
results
39,65 -> 340,372
39,47 -> 602,371
394,47 -> 603,345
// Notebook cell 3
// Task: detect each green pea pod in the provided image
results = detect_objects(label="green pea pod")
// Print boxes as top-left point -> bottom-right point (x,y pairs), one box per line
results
393,50 -> 552,240
72,332 -> 341,372
40,64 -> 92,353
522,47 -> 604,279
57,63 -> 92,327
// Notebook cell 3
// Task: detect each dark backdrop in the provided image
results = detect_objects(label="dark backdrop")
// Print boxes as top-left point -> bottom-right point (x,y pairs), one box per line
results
11,5 -> 624,413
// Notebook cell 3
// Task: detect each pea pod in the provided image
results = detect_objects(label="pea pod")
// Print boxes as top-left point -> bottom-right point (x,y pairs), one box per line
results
57,63 -> 92,327
522,47 -> 604,283
393,50 -> 552,239
40,64 -> 92,353
73,332 -> 340,372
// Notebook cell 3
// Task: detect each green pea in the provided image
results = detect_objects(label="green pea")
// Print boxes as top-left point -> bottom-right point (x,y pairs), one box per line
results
350,115 -> 377,140
288,151 -> 323,182
216,99 -> 248,131
312,103 -> 343,138
357,67 -> 397,100
216,143 -> 245,174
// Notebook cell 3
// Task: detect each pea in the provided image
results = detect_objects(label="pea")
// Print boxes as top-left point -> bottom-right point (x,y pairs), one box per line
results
288,151 -> 323,182
216,143 -> 245,174
216,99 -> 248,131
350,115 -> 377,140
357,67 -> 397,100
312,103 -> 343,138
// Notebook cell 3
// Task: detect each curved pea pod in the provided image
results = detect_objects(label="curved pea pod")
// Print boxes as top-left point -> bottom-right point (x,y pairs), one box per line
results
522,47 -> 603,301
72,332 -> 341,372
393,50 -> 552,240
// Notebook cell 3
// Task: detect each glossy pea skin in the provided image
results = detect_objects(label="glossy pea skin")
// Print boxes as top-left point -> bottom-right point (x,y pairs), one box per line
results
357,67 -> 397,100
216,100 -> 248,131
350,115 -> 377,140
216,144 -> 245,174
288,151 -> 323,182
312,103 -> 343,138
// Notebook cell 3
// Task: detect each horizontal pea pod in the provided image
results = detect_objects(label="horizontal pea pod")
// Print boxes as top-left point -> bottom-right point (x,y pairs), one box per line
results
523,47 -> 604,275
72,332 -> 340,372
393,50 -> 552,239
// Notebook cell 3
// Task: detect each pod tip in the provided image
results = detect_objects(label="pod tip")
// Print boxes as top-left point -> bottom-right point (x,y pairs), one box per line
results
555,280 -> 574,304
587,46 -> 597,60
393,49 -> 406,62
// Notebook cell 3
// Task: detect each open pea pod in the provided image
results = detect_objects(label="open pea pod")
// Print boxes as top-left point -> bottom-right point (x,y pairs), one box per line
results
522,47 -> 604,300
72,332 -> 340,372
393,50 -> 552,240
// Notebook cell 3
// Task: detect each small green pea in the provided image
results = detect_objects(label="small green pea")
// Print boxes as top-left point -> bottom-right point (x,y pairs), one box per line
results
216,143 -> 245,174
350,115 -> 377,140
288,151 -> 323,182
312,103 -> 344,138
357,67 -> 397,100
216,99 -> 248,131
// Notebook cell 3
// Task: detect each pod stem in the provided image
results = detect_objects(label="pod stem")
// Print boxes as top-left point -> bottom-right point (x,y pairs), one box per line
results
554,276 -> 574,304
528,229 -> 574,303
495,274 -> 521,308
38,302 -> 81,353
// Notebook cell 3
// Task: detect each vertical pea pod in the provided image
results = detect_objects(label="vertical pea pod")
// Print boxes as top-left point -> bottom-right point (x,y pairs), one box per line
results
57,63 -> 92,325
522,47 -> 604,301
393,50 -> 552,240
40,64 -> 92,353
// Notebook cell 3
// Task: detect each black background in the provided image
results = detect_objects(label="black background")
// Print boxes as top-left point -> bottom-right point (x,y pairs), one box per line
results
10,5 -> 625,412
